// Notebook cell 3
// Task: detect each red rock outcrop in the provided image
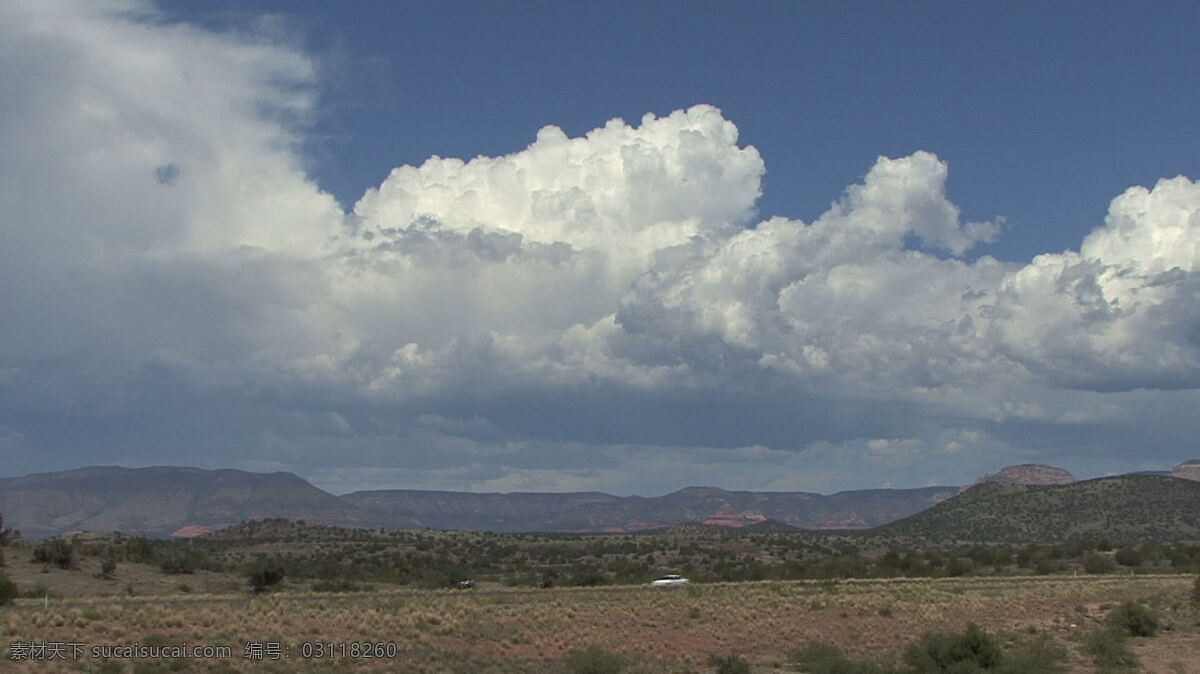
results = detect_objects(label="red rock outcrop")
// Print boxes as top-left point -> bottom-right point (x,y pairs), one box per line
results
171,524 -> 217,538
702,504 -> 767,528
963,464 -> 1077,493
1171,461 -> 1200,481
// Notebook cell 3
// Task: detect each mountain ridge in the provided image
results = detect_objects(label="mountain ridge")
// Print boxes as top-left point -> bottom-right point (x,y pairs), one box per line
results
5,460 -> 1199,539
1,465 -> 955,537
338,484 -> 957,533
879,474 -> 1200,543
0,465 -> 382,538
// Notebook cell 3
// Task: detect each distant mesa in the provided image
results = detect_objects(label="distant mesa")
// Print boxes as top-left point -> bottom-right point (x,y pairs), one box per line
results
602,520 -> 666,533
6,461 -> 1197,543
746,518 -> 803,532
0,466 -> 381,539
1171,460 -> 1200,481
963,464 -> 1077,493
0,464 -> 956,537
811,514 -> 871,530
171,524 -> 217,538
702,504 -> 767,528
618,519 -> 666,532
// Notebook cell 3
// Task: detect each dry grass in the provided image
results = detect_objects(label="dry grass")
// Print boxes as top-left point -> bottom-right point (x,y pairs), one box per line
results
1,575 -> 1196,672
4,548 -> 248,598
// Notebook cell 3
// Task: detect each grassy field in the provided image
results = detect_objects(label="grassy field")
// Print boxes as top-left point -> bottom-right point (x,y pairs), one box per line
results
2,574 -> 1197,672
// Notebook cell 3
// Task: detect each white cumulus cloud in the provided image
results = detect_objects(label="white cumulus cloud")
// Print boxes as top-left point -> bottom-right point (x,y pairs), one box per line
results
3,0 -> 1200,492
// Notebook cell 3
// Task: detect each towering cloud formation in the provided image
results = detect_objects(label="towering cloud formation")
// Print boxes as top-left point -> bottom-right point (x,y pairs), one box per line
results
355,108 -> 763,260
2,0 -> 1198,492
992,178 -> 1200,390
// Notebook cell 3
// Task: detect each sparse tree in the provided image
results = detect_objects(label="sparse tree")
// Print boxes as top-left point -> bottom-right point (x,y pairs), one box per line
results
904,623 -> 1003,672
1083,553 -> 1115,574
1084,629 -> 1138,670
159,549 -> 201,575
1114,547 -> 1143,567
32,539 -> 76,570
1107,601 -> 1159,637
247,562 -> 285,594
0,513 -> 17,547
98,557 -> 117,580
708,654 -> 751,674
124,537 -> 155,564
0,572 -> 16,606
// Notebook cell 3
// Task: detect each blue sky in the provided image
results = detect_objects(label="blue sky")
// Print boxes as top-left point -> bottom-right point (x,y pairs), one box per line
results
169,0 -> 1199,262
2,0 -> 1199,496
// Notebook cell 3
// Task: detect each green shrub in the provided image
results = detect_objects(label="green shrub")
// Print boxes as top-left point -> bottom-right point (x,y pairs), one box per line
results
1191,575 -> 1200,606
570,566 -> 606,587
791,641 -> 886,673
562,645 -> 625,674
903,623 -> 1002,672
246,562 -> 285,594
141,633 -> 172,648
1106,601 -> 1159,637
708,653 -> 751,674
311,579 -> 371,593
98,557 -> 117,580
158,550 -> 201,575
792,642 -> 846,664
1114,548 -> 1142,567
944,557 -> 973,577
32,539 -> 75,569
1082,553 -> 1115,574
0,513 -> 17,546
124,537 -> 156,564
995,635 -> 1067,673
1083,629 -> 1138,670
0,572 -> 17,605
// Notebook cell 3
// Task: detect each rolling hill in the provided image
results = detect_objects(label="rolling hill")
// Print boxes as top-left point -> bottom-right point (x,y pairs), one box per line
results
0,466 -> 382,538
877,474 -> 1200,544
7,463 -> 1199,541
339,484 -> 958,533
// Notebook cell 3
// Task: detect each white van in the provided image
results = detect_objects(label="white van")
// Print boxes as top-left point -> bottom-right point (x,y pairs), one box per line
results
650,574 -> 689,586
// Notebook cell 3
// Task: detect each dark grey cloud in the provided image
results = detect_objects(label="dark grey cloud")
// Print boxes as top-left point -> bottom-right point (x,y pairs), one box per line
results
155,163 -> 180,185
